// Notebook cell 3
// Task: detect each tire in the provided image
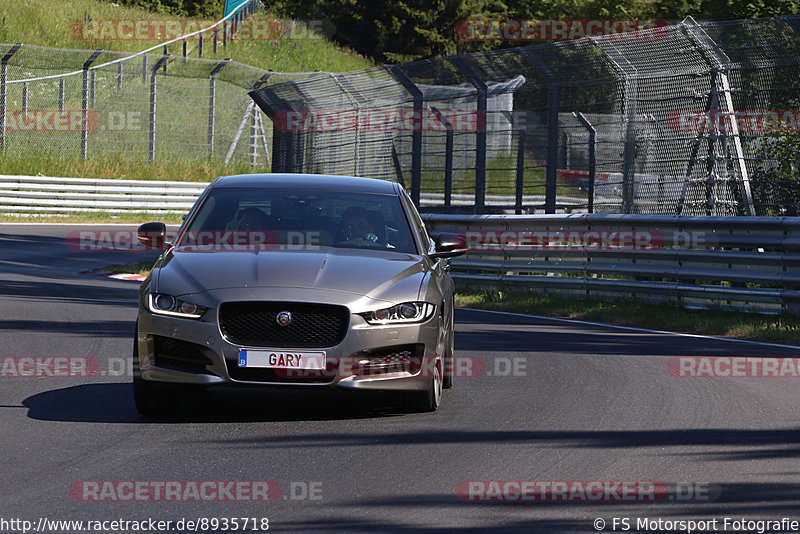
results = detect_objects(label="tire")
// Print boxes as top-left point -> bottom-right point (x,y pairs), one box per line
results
133,376 -> 182,417
405,357 -> 443,413
132,329 -> 182,417
443,305 -> 455,389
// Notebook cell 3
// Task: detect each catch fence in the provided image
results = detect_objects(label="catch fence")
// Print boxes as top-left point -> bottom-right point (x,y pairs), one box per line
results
250,16 -> 800,216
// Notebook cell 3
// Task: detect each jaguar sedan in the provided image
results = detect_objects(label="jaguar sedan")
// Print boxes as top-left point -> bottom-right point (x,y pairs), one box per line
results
133,173 -> 467,415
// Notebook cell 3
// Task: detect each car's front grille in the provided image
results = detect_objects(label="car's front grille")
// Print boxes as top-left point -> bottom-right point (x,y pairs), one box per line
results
219,302 -> 349,348
153,336 -> 213,373
226,357 -> 337,384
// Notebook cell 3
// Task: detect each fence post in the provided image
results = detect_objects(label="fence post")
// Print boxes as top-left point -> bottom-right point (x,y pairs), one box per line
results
207,59 -> 230,159
90,71 -> 96,108
142,54 -> 147,84
449,57 -> 487,213
116,62 -> 122,92
515,130 -> 525,214
681,16 -> 754,216
592,38 -> 637,214
199,34 -> 204,58
389,65 -> 423,207
431,106 -> 454,210
59,78 -> 65,112
0,44 -> 22,153
149,55 -> 170,163
250,73 -> 273,167
520,49 -> 559,214
81,49 -> 103,160
574,112 -> 597,213
21,82 -> 27,119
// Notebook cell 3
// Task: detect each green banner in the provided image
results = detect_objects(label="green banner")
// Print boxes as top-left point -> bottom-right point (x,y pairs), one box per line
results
223,0 -> 249,17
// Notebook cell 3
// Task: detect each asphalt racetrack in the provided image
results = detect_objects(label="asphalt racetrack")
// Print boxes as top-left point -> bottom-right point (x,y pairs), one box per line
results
2,225 -> 800,533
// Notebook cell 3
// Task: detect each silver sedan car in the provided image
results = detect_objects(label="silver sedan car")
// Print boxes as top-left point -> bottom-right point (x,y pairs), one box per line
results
133,174 -> 467,415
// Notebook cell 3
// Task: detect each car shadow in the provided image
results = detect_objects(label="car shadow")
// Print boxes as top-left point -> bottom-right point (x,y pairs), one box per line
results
21,383 -> 410,423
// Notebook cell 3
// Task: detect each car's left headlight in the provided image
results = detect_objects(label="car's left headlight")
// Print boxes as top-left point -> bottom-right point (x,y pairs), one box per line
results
146,293 -> 207,319
361,302 -> 435,325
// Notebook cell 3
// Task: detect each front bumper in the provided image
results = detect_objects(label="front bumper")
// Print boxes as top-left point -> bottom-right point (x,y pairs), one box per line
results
136,301 -> 441,393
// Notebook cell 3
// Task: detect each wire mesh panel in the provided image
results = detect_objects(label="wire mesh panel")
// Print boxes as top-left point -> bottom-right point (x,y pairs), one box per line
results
250,15 -> 800,215
0,42 -> 316,171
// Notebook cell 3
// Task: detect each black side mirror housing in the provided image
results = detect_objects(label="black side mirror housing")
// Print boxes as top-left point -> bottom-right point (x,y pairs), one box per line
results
429,232 -> 468,259
137,222 -> 167,249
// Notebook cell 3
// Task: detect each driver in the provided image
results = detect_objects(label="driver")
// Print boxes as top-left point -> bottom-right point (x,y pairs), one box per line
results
341,206 -> 380,243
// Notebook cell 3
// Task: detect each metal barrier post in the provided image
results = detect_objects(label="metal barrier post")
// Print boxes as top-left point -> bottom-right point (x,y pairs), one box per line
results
0,44 -> 22,153
682,16 -> 754,216
431,107 -> 454,210
520,49 -> 559,214
389,66 -> 423,207
594,38 -> 638,214
207,59 -> 230,159
449,57 -> 487,213
21,83 -> 27,119
90,71 -> 96,108
81,49 -> 103,160
58,78 -> 65,112
149,55 -> 170,163
515,130 -> 525,214
250,73 -> 273,167
574,112 -> 596,213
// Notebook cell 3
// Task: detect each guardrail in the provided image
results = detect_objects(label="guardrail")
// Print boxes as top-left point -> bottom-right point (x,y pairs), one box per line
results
3,175 -> 797,314
0,176 -> 587,215
0,175 -> 208,214
423,214 -> 800,315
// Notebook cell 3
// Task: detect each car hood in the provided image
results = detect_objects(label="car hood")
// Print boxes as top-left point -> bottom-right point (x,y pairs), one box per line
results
154,247 -> 427,302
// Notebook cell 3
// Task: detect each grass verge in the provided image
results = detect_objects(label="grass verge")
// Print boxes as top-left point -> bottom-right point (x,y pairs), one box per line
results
0,0 -> 373,72
456,289 -> 800,345
0,154 -> 248,182
1,212 -> 185,224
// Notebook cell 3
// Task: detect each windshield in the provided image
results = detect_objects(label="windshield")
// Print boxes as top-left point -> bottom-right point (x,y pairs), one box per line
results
178,187 -> 418,254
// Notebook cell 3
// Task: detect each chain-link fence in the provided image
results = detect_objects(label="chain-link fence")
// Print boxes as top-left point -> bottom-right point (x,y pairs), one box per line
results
0,41 -> 314,168
251,16 -> 800,215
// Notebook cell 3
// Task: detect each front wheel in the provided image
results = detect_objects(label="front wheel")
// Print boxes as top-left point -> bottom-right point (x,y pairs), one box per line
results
405,358 -> 443,413
132,331 -> 183,416
133,376 -> 183,416
443,306 -> 455,389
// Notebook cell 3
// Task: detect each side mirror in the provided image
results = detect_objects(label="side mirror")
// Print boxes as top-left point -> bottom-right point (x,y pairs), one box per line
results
137,222 -> 167,250
429,232 -> 468,259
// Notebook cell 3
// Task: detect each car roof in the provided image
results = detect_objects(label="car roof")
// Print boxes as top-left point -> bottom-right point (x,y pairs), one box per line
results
211,173 -> 399,195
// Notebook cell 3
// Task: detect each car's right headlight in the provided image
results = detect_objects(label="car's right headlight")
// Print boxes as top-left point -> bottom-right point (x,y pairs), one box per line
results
146,293 -> 207,319
361,302 -> 435,325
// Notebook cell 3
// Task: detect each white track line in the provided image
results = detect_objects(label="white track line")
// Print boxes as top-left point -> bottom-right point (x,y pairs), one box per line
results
458,307 -> 800,351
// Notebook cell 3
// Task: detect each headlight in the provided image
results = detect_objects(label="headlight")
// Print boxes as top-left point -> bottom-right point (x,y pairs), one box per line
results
147,293 -> 207,319
362,302 -> 435,325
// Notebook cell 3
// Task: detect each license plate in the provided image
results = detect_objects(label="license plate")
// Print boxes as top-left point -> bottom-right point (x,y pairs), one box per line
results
238,349 -> 326,370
